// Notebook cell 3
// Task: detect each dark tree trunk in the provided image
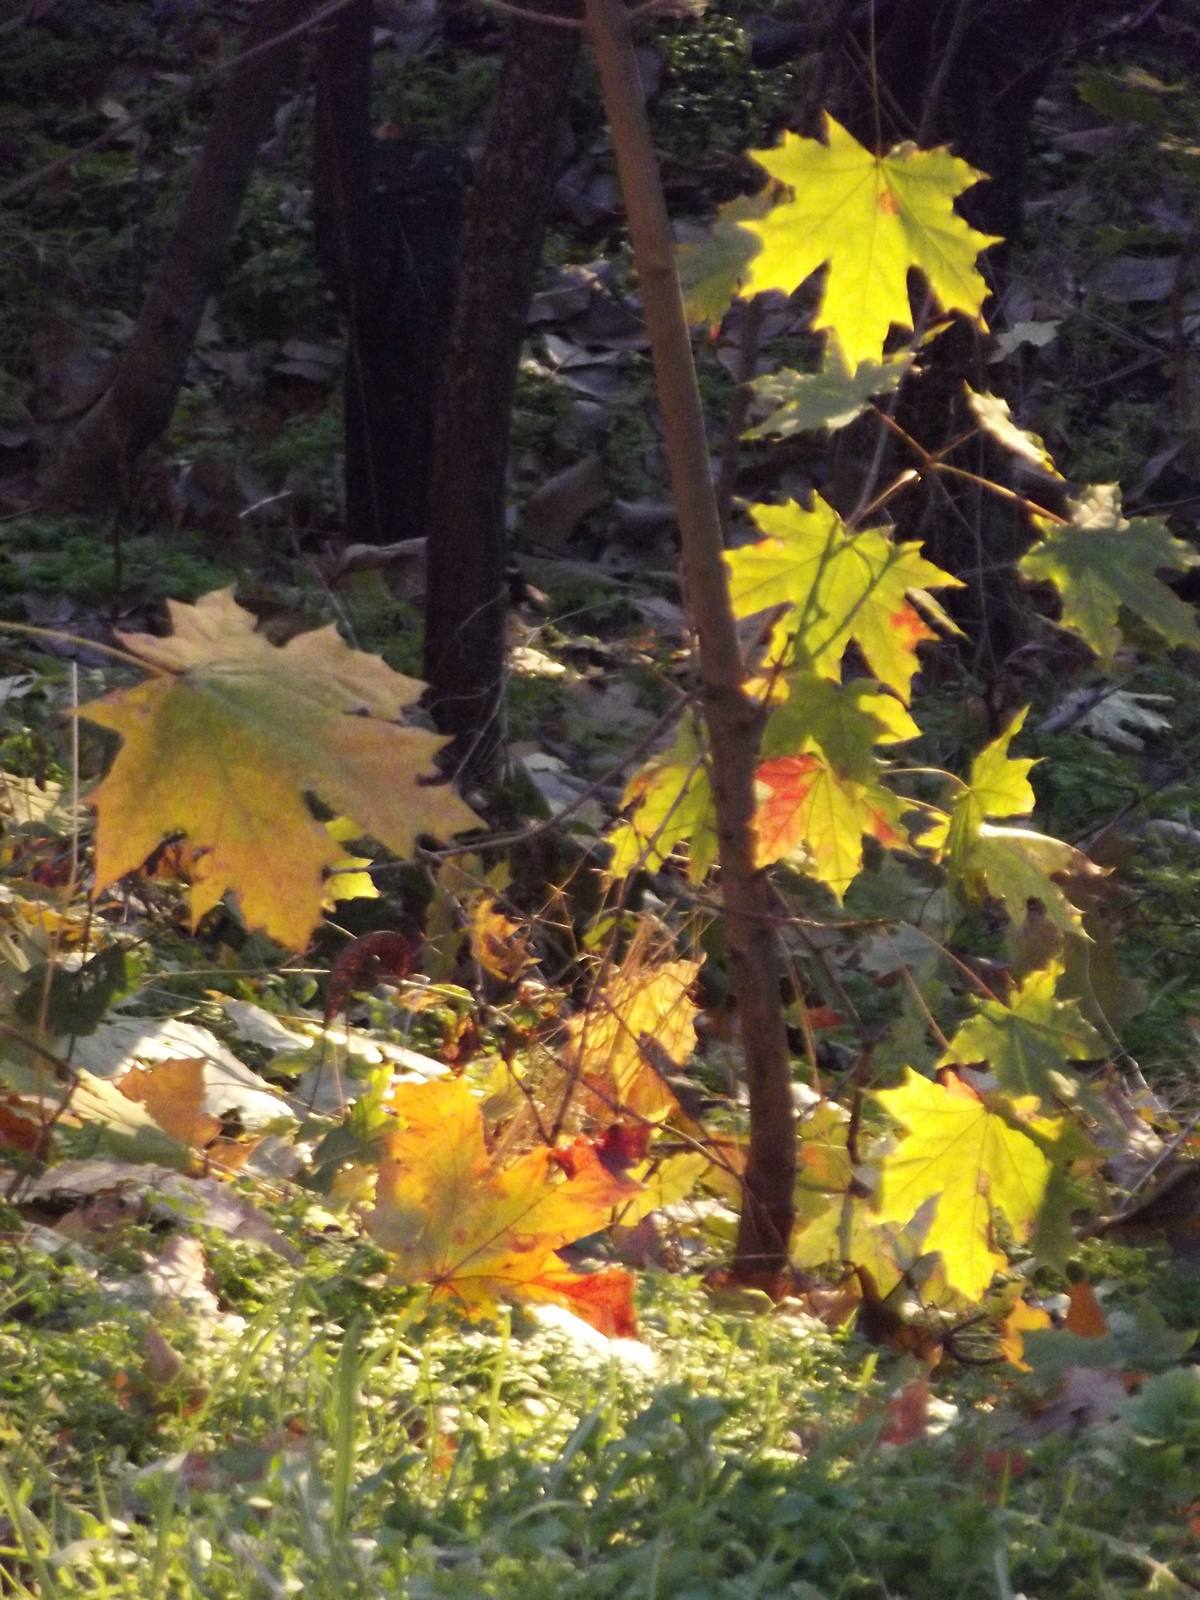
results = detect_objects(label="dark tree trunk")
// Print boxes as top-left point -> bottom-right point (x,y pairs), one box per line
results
44,0 -> 317,509
421,7 -> 580,778
312,0 -> 373,310
314,7 -> 468,546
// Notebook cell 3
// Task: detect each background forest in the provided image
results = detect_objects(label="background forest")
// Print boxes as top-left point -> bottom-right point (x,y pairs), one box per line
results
2,0 -> 1200,1595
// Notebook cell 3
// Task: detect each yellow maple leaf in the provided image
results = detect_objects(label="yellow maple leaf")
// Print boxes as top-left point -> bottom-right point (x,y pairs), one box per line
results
755,753 -> 905,894
875,1069 -> 1065,1301
725,497 -> 960,703
366,1078 -> 641,1331
79,590 -> 480,950
927,712 -> 1102,931
740,115 -> 1000,369
606,715 -> 718,883
565,954 -> 700,1122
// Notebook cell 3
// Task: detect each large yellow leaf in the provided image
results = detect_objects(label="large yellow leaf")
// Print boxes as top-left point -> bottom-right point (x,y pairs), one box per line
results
725,496 -> 960,702
565,955 -> 700,1121
79,590 -> 480,950
366,1078 -> 640,1330
740,116 -> 1000,369
875,1069 -> 1063,1301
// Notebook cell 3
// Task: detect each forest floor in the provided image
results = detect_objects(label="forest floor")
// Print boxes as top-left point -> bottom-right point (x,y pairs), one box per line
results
2,0 -> 1200,1595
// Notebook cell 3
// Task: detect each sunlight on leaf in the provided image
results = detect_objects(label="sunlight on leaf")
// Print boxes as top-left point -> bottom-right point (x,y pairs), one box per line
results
740,116 -> 1000,368
756,673 -> 919,893
999,1298 -> 1053,1370
745,347 -> 913,439
367,1077 -> 640,1334
939,960 -> 1105,1108
79,590 -> 480,950
875,1069 -> 1066,1301
606,715 -> 717,883
725,496 -> 960,702
966,388 -> 1060,475
929,711 -> 1102,931
566,952 -> 700,1122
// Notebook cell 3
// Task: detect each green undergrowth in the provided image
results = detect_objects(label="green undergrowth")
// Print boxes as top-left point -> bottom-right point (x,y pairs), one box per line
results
2,1198 -> 1199,1600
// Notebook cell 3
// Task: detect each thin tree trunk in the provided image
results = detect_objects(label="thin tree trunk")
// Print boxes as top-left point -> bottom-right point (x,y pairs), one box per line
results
44,0 -> 317,509
421,4 -> 580,776
584,0 -> 795,1280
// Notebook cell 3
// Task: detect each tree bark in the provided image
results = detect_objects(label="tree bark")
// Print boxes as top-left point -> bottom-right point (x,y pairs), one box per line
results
44,0 -> 317,509
421,4 -> 580,776
314,4 -> 468,546
584,0 -> 795,1281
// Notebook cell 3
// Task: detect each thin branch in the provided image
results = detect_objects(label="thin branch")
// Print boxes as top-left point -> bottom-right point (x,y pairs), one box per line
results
479,0 -> 585,27
868,406 -> 1071,525
0,621 -> 168,674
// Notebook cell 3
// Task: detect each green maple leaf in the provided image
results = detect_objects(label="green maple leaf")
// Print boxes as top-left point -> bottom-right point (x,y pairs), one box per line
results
740,115 -> 1000,369
606,716 -> 718,883
940,960 -> 1106,1108
754,673 -> 919,894
677,191 -> 770,330
745,348 -> 913,439
875,1069 -> 1065,1300
931,711 -> 1102,931
762,671 -> 920,769
1020,484 -> 1200,664
725,495 -> 961,702
79,590 -> 480,950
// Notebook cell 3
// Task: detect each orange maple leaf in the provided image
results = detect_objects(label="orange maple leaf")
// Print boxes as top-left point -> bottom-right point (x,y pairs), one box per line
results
366,1078 -> 641,1334
755,752 -> 905,894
